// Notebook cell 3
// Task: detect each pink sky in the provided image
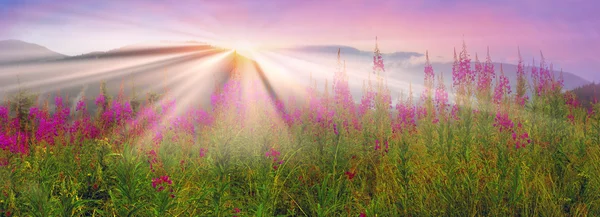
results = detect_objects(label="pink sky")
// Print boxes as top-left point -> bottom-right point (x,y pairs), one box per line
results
1,0 -> 599,81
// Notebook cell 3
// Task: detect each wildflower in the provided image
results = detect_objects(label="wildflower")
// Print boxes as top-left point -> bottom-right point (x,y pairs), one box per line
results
493,71 -> 511,104
233,207 -> 241,217
384,140 -> 389,153
0,158 -> 8,167
95,94 -> 106,107
451,104 -> 459,120
567,114 -> 575,123
76,99 -> 86,111
151,175 -> 173,192
423,51 -> 435,101
265,148 -> 281,158
151,178 -> 159,189
345,170 -> 356,180
476,49 -> 495,96
512,122 -> 531,149
147,150 -> 160,172
199,148 -> 207,158
162,175 -> 173,185
434,72 -> 448,112
333,123 -> 339,135
493,112 -> 514,132
374,140 -> 381,151
265,148 -> 283,170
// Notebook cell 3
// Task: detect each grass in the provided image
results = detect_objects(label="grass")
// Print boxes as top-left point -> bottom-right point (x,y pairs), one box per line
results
1,62 -> 600,216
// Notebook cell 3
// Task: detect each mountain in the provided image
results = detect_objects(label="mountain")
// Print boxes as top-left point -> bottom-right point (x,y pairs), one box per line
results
0,40 -> 239,112
283,45 -> 590,97
0,39 -> 67,65
401,62 -> 590,91
571,82 -> 600,108
286,45 -> 423,60
65,41 -> 213,60
0,41 -> 593,110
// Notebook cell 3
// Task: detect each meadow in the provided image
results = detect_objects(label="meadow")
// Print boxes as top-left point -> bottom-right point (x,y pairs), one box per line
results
1,45 -> 600,217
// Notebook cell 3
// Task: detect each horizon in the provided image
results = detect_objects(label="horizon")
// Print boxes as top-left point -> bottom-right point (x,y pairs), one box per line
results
1,38 -> 596,85
1,0 -> 599,81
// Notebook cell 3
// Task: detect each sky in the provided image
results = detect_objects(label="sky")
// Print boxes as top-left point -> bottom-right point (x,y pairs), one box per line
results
1,0 -> 599,81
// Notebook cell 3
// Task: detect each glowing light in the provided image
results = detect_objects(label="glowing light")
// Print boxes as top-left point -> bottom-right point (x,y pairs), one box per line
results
213,39 -> 261,58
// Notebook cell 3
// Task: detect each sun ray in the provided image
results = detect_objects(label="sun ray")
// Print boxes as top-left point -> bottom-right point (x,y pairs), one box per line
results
1,49 -> 219,95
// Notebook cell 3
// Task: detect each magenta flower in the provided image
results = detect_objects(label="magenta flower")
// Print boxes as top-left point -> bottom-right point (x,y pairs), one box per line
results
147,150 -> 159,172
476,49 -> 495,96
151,175 -> 173,192
493,72 -> 511,104
434,72 -> 449,120
345,170 -> 356,180
199,148 -> 207,158
333,123 -> 339,136
233,207 -> 241,217
265,148 -> 281,158
95,94 -> 106,107
384,140 -> 389,153
76,99 -> 86,112
493,111 -> 514,132
265,148 -> 283,169
162,175 -> 173,185
422,51 -> 435,102
451,104 -> 460,120
513,122 -> 531,149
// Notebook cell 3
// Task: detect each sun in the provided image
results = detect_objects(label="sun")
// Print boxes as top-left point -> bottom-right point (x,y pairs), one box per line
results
232,40 -> 258,52
216,39 -> 260,58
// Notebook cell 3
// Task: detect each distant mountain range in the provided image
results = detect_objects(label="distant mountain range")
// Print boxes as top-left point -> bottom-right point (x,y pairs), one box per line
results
0,40 -> 67,64
284,45 -> 591,94
0,39 -> 233,111
571,82 -> 600,108
0,40 -> 217,63
286,45 -> 423,60
0,39 -> 595,107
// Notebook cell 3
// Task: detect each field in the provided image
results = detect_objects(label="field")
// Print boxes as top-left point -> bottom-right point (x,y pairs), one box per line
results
1,47 -> 600,216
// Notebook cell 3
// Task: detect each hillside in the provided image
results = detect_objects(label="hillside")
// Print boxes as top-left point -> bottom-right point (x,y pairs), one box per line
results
0,41 -> 593,109
0,39 -> 67,65
282,45 -> 591,100
571,82 -> 600,108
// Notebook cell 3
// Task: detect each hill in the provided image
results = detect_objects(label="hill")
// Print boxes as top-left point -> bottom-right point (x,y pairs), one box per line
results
0,39 -> 67,65
571,82 -> 600,108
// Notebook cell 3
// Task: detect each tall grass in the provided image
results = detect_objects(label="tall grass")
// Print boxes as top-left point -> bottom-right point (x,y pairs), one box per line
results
0,43 -> 599,216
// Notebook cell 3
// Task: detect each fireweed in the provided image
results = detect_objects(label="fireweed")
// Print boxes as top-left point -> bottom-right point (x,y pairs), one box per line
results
0,42 -> 598,216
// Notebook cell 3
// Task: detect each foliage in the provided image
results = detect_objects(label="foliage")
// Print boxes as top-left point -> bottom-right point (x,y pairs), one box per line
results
1,42 -> 600,216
